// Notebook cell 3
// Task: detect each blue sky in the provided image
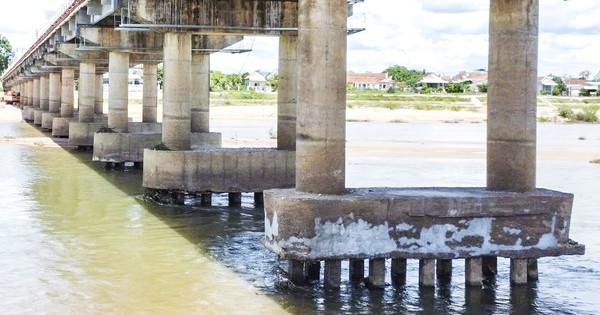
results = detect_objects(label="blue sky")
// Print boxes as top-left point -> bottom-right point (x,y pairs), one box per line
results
2,0 -> 599,78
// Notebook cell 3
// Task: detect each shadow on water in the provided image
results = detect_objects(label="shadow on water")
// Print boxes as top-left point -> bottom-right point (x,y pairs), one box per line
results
58,148 -> 525,314
18,120 -> 599,314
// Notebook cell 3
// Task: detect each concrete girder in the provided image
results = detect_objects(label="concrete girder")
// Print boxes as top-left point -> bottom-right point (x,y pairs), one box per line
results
125,0 -> 298,35
79,27 -> 243,53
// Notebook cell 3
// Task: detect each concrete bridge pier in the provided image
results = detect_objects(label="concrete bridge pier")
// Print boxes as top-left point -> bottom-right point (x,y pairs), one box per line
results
108,51 -> 130,133
190,52 -> 222,148
93,57 -> 163,165
487,0 -> 540,286
143,33 -> 294,206
277,34 -> 297,151
69,62 -> 106,147
284,0 -> 347,288
95,73 -> 104,116
32,78 -> 41,125
34,75 -> 49,127
41,72 -> 61,130
143,62 -> 158,123
21,80 -> 34,121
52,68 -> 75,137
263,0 -> 583,291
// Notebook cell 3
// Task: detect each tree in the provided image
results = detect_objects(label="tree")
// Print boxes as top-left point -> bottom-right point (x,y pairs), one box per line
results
551,76 -> 567,96
579,70 -> 590,80
157,64 -> 164,89
384,65 -> 425,87
0,35 -> 15,75
446,82 -> 470,93
267,74 -> 279,92
477,82 -> 488,93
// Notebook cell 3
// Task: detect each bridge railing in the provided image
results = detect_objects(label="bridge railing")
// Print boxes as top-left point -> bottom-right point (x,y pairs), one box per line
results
2,0 -> 87,79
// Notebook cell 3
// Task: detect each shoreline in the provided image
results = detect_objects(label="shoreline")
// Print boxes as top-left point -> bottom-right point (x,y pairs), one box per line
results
1,103 -> 598,162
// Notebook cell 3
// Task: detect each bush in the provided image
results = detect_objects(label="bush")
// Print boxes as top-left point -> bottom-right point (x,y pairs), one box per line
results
420,86 -> 434,94
557,105 -> 573,119
387,86 -> 397,94
574,106 -> 599,122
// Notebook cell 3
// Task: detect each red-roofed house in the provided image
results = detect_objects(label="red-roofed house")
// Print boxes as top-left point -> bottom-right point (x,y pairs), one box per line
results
347,71 -> 397,90
565,79 -> 588,97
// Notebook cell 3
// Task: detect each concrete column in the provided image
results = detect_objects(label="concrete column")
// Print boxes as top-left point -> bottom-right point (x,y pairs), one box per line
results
288,260 -> 305,285
32,78 -> 40,108
108,51 -> 130,132
61,69 -> 75,117
324,260 -> 341,288
254,192 -> 264,205
95,73 -> 104,115
367,258 -> 386,288
465,257 -> 483,286
305,261 -> 320,281
200,193 -> 212,206
487,0 -> 539,192
527,258 -> 538,280
277,34 -> 297,151
228,192 -> 242,206
162,32 -> 192,150
39,75 -> 49,111
296,0 -> 347,194
391,258 -> 407,284
49,72 -> 61,113
28,80 -> 33,106
510,258 -> 528,285
191,53 -> 210,133
349,259 -> 365,282
142,62 -> 158,123
419,259 -> 435,287
26,80 -> 32,106
436,259 -> 452,281
78,62 -> 96,122
482,256 -> 498,277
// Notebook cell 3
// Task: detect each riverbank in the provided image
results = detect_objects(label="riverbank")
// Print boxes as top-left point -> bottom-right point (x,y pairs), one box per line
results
2,101 -> 598,162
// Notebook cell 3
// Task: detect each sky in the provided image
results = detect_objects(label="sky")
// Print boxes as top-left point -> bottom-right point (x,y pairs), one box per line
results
1,0 -> 599,79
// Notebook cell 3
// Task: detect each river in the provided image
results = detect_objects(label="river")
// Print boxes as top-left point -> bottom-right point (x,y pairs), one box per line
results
1,105 -> 599,314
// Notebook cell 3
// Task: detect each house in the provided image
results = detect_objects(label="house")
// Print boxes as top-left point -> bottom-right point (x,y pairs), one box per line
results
245,70 -> 272,92
564,79 -> 587,97
579,81 -> 599,96
346,71 -> 397,90
453,70 -> 488,92
537,75 -> 558,95
419,73 -> 448,89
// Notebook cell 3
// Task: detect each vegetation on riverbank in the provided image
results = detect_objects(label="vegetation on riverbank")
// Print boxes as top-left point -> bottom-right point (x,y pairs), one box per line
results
207,90 -> 599,123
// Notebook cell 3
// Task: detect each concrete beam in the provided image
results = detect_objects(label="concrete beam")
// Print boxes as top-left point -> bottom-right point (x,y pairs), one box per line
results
263,187 -> 584,261
130,0 -> 298,35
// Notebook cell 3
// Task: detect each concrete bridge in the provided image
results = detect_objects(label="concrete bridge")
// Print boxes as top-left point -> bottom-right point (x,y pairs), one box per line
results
1,0 -> 584,291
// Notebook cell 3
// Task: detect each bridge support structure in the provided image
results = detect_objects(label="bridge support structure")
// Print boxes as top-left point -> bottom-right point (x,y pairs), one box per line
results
52,68 -> 76,137
262,0 -> 584,289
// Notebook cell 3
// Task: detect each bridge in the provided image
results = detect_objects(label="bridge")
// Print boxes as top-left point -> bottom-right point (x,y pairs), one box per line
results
1,0 -> 584,290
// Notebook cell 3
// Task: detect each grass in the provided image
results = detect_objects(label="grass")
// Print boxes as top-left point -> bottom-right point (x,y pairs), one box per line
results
555,104 -> 599,123
591,158 -> 600,164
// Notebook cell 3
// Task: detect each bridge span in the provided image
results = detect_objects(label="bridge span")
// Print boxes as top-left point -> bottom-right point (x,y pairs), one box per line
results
1,0 -> 584,291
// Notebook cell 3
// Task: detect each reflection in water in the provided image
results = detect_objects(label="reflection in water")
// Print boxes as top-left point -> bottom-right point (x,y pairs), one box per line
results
1,117 -> 599,314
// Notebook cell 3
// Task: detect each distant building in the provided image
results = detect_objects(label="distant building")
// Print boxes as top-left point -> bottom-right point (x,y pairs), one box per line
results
346,71 -> 397,90
418,73 -> 448,89
245,70 -> 272,92
565,79 -> 588,97
537,75 -> 558,95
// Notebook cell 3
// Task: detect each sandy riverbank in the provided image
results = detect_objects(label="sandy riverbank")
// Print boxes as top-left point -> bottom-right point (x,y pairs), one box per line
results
1,102 -> 597,162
